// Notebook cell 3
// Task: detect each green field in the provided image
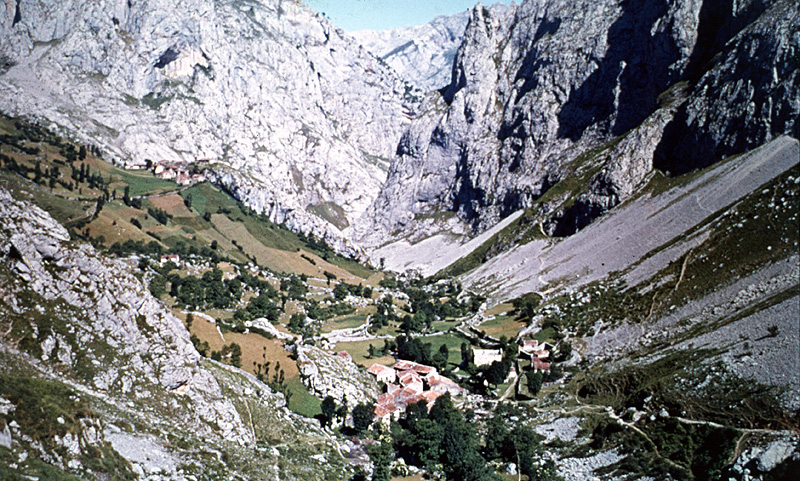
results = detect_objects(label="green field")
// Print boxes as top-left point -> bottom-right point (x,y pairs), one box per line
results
107,166 -> 179,197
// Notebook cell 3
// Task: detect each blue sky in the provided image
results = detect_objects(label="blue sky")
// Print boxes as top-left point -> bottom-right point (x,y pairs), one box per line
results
303,0 -> 507,31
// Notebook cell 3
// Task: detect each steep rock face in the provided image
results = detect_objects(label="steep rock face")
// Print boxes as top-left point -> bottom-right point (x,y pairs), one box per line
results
296,345 -> 379,411
0,185 -> 252,444
0,0 -> 416,252
351,10 -> 473,92
357,0 -> 798,251
654,0 -> 800,174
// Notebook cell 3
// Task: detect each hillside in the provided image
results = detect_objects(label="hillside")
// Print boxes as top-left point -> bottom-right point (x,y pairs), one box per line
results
0,0 -> 420,253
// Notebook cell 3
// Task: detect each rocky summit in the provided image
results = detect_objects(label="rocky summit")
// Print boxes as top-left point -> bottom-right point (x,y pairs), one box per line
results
357,0 -> 799,263
0,0 -> 798,480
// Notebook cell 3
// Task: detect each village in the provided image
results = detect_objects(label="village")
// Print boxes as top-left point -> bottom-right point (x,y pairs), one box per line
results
367,338 -> 552,423
151,159 -> 208,186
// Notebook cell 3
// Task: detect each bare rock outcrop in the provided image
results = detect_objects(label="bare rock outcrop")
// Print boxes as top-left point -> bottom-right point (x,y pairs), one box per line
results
0,186 -> 252,444
356,0 -> 798,253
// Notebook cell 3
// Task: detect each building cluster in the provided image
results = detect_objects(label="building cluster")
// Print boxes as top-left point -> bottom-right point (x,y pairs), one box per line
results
368,360 -> 464,423
520,339 -> 551,372
152,160 -> 206,186
159,254 -> 180,266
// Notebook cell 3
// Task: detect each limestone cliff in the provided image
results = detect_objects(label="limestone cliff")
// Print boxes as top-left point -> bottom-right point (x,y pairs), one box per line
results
356,0 -> 799,256
0,0 -> 418,254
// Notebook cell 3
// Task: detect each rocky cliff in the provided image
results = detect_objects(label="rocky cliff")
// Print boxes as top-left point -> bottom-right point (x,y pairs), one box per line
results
0,0 -> 418,254
356,0 -> 799,257
351,10 -> 472,92
0,184 -> 352,479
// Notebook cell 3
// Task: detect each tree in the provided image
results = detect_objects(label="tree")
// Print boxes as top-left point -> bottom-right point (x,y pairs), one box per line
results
526,370 -> 543,396
484,414 -> 509,461
323,270 -> 337,286
352,403 -> 374,435
431,344 -> 449,371
320,396 -> 337,428
288,313 -> 307,334
484,360 -> 508,388
367,428 -> 393,481
333,282 -> 349,301
555,341 -> 572,362
460,343 -> 475,370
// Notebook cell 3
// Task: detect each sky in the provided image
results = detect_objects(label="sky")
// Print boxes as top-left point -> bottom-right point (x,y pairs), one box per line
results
303,0 -> 507,31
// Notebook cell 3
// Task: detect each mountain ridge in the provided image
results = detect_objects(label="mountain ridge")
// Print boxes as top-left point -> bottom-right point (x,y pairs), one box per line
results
355,0 -> 799,273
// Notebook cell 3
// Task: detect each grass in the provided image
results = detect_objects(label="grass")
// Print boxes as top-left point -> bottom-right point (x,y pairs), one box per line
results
424,333 -> 469,368
321,313 -> 369,333
107,165 -> 179,197
0,170 -> 91,225
283,377 -> 322,418
332,339 -> 395,368
477,315 -> 526,340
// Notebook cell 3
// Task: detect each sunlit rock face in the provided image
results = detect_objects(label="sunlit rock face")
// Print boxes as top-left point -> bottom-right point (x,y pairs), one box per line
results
356,0 -> 798,250
0,0 -> 419,255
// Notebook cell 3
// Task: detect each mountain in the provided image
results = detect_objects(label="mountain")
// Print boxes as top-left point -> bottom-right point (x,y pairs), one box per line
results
1,0 -> 799,479
0,0 -> 419,255
0,183 -> 354,480
356,0 -> 799,270
350,10 -> 472,92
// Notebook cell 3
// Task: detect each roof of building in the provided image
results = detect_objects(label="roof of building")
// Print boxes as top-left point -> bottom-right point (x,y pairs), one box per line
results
532,359 -> 551,371
422,391 -> 443,404
392,360 -> 437,375
368,363 -> 395,376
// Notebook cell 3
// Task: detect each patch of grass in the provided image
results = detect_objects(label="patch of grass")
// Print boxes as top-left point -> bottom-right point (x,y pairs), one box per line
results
321,314 -> 368,333
333,339 -> 394,367
477,315 -> 526,340
0,170 -> 91,225
284,377 -> 321,418
0,375 -> 92,443
108,166 -> 178,197
307,201 -> 349,230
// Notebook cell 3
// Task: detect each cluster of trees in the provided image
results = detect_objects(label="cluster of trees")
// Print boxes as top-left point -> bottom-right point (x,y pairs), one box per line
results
389,394 -> 492,481
169,268 -> 243,310
280,275 -> 308,300
296,231 -> 337,260
189,331 -> 242,368
394,336 -> 451,372
69,163 -> 107,191
212,342 -> 242,367
356,396 -> 560,481
304,298 -> 355,321
233,287 -> 280,323
483,406 -> 559,481
0,133 -> 40,156
370,279 -> 482,335
253,351 -> 291,403
368,295 -> 398,334
122,186 -> 143,209
110,239 -> 164,257
147,207 -> 171,225
333,282 -> 372,301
